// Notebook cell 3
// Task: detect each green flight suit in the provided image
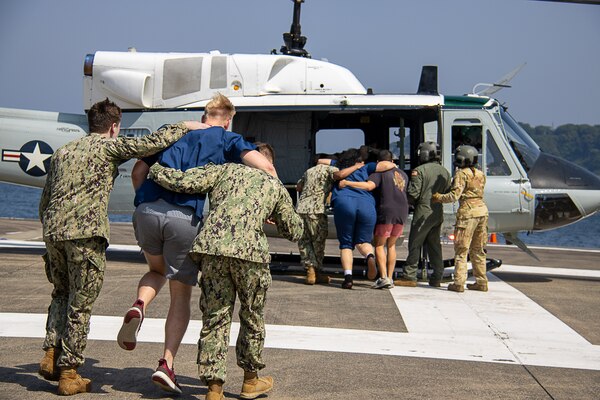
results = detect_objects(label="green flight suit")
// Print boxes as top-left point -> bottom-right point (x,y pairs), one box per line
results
149,162 -> 303,384
39,123 -> 190,368
403,161 -> 451,282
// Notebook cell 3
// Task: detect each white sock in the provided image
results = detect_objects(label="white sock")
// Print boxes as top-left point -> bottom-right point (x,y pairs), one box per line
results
344,270 -> 352,276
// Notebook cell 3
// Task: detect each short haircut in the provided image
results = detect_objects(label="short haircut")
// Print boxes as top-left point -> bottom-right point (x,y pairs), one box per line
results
378,149 -> 393,162
88,98 -> 122,133
255,142 -> 275,163
204,93 -> 235,120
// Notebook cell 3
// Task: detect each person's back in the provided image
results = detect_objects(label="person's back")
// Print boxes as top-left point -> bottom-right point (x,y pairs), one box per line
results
134,126 -> 255,218
453,167 -> 488,219
408,162 -> 450,221
371,167 -> 409,225
296,163 -> 338,215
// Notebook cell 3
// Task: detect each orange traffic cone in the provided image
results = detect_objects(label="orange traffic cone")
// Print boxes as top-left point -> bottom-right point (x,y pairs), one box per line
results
489,233 -> 497,243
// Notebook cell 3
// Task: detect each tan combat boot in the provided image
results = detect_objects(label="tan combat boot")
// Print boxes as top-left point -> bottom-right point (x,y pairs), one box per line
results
467,282 -> 488,292
393,277 -> 417,287
305,265 -> 316,285
206,380 -> 224,400
447,283 -> 465,293
39,347 -> 60,381
315,272 -> 331,285
240,371 -> 273,399
57,367 -> 91,396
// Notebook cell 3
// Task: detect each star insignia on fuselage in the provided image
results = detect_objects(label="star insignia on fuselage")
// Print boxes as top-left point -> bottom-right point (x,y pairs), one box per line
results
18,141 -> 54,177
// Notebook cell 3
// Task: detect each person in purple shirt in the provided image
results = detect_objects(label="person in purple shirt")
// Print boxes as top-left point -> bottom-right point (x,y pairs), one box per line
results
117,93 -> 276,394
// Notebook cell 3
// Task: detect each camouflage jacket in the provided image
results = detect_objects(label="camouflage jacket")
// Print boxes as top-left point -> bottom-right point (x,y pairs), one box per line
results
39,123 -> 189,242
407,162 -> 451,220
436,167 -> 488,219
296,164 -> 339,214
149,162 -> 303,263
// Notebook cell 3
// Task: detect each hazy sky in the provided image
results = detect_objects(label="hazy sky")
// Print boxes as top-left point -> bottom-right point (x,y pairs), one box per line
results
0,0 -> 598,127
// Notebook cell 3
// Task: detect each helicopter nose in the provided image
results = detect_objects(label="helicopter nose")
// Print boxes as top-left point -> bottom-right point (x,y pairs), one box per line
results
527,152 -> 600,230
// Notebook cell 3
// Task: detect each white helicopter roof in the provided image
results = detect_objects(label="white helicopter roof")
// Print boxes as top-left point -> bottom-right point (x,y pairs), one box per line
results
84,50 -> 443,110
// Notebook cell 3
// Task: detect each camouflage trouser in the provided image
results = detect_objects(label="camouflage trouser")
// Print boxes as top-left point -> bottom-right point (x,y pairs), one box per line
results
297,213 -> 328,271
42,237 -> 107,368
453,215 -> 488,286
197,255 -> 271,384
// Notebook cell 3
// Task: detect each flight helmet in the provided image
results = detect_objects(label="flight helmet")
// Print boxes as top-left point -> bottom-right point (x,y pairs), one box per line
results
454,145 -> 478,168
417,141 -> 441,164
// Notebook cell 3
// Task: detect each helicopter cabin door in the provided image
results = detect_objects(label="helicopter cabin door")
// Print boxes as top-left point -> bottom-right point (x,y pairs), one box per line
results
442,110 -> 528,233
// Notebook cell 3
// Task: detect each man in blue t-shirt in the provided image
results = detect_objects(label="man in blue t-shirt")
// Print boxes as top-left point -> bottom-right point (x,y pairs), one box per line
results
117,93 -> 276,394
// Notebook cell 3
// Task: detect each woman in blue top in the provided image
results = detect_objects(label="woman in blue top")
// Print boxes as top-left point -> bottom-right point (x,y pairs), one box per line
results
331,147 -> 395,289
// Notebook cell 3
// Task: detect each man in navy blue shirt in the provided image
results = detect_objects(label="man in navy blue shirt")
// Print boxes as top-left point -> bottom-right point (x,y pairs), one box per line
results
117,93 -> 275,394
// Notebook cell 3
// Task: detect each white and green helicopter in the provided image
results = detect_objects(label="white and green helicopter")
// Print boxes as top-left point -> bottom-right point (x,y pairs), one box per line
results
1,0 -> 598,264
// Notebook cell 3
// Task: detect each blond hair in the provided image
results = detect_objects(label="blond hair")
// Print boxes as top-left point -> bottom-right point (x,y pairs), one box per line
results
204,93 -> 235,121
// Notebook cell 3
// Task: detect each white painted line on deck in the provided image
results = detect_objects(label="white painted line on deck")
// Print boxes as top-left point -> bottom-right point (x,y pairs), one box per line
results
495,264 -> 600,279
1,272 -> 599,371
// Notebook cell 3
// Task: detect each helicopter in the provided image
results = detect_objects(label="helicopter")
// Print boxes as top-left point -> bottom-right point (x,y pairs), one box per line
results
0,0 -> 599,263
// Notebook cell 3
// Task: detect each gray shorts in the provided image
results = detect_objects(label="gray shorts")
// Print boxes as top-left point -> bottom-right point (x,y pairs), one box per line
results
132,199 -> 202,286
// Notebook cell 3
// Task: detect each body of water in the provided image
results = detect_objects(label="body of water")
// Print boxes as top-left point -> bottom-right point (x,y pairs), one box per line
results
1,182 -> 598,249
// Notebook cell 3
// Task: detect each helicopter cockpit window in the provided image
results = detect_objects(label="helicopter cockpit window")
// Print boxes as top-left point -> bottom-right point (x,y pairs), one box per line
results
500,108 -> 540,172
163,57 -> 203,100
452,125 -> 483,150
209,56 -> 227,89
485,130 -> 511,176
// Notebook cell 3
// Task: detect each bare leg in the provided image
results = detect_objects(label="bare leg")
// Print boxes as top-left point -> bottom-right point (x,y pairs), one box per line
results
373,236 -> 388,278
136,252 -> 167,312
163,279 -> 192,368
340,248 -> 354,273
355,242 -> 376,279
386,236 -> 399,279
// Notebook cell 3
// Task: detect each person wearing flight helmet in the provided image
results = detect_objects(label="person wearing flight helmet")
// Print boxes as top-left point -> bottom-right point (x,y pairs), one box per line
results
433,145 -> 489,292
395,141 -> 451,287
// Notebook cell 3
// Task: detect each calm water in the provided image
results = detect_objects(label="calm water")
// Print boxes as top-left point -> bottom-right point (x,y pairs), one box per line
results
1,182 -> 598,249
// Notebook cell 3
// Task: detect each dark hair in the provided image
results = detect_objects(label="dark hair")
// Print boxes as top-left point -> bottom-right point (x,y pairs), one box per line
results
88,98 -> 122,133
335,148 -> 361,169
255,142 -> 275,163
378,149 -> 393,162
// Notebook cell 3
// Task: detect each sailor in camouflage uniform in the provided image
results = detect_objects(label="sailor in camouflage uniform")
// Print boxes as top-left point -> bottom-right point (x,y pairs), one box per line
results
38,98 -> 202,395
296,157 -> 338,284
149,144 -> 303,400
433,145 -> 489,292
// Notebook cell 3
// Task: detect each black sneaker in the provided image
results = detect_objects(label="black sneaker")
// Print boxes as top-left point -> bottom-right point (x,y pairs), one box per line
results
151,358 -> 182,394
117,299 -> 144,350
341,275 -> 353,289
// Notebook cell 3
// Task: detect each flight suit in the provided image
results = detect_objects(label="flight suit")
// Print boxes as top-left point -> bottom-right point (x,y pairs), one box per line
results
39,123 -> 190,368
149,162 -> 303,384
296,164 -> 338,272
434,167 -> 488,287
403,161 -> 451,282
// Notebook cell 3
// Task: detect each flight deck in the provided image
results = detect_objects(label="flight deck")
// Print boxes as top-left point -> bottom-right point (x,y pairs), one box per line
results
0,218 -> 598,399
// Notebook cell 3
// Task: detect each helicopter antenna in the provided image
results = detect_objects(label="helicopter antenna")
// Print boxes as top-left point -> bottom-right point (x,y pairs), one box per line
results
471,62 -> 527,96
280,0 -> 311,58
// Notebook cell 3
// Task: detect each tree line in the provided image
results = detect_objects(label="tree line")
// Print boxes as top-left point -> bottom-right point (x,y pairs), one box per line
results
520,123 -> 600,176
